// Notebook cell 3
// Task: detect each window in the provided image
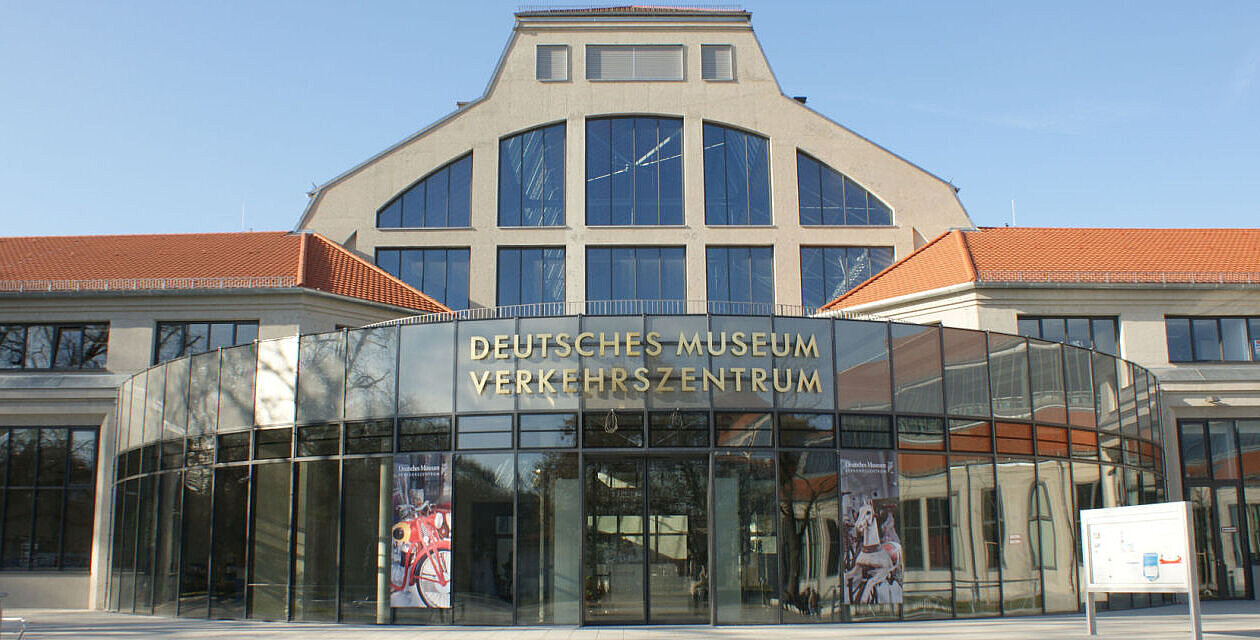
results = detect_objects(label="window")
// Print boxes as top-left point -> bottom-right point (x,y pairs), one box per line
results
585,246 -> 685,314
586,117 -> 683,225
706,246 -> 773,313
703,124 -> 770,225
375,247 -> 470,310
499,124 -> 565,226
799,246 -> 894,312
1017,316 -> 1119,356
497,247 -> 565,314
376,154 -> 472,228
700,44 -> 733,81
0,323 -> 108,370
0,427 -> 97,570
1165,317 -> 1260,362
154,321 -> 256,364
797,152 -> 892,226
536,45 -> 569,81
586,45 -> 684,81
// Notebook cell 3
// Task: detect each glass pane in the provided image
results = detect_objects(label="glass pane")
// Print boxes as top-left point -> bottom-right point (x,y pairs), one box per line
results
1165,318 -> 1192,361
778,413 -> 834,448
1036,459 -> 1077,613
1238,419 -> 1260,481
248,462 -> 290,621
1215,487 -> 1248,598
714,453 -> 777,623
1091,318 -> 1117,356
296,332 -> 344,424
891,324 -> 943,414
217,344 -> 256,431
943,328 -> 990,417
1208,420 -> 1240,481
345,327 -> 398,420
1188,486 -> 1219,598
255,337 -> 297,427
456,414 -> 512,449
948,456 -> 1000,617
995,457 -> 1042,614
1029,340 -> 1067,424
835,320 -> 891,411
988,333 -> 1029,421
179,467 -> 212,616
398,323 -> 454,416
840,414 -> 892,449
518,413 -> 577,448
1064,346 -> 1095,428
649,411 -> 710,447
584,457 -> 644,624
210,466 -> 248,618
23,325 -> 52,368
517,452 -> 580,624
1092,353 -> 1119,433
1221,318 -> 1248,361
293,460 -> 339,621
340,457 -> 391,623
648,456 -> 709,624
898,453 -> 952,619
1191,318 -> 1221,361
779,451 -> 839,622
716,412 -> 771,448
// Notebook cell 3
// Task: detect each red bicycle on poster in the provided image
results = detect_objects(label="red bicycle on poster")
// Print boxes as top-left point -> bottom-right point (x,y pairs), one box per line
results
390,501 -> 452,608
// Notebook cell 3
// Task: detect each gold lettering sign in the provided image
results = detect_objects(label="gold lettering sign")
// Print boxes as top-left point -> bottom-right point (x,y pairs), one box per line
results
466,331 -> 824,397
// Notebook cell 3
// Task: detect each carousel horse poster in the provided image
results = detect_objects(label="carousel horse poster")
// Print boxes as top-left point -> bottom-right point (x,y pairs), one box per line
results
839,450 -> 903,605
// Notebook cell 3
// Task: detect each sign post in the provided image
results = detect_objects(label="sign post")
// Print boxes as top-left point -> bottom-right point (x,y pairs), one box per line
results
1080,502 -> 1201,640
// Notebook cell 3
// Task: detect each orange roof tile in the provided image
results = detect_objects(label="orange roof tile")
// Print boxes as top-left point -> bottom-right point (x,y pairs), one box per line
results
823,227 -> 1260,311
0,231 -> 448,314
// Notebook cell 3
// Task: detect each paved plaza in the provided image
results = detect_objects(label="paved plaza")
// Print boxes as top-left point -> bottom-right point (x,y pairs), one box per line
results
2,601 -> 1258,639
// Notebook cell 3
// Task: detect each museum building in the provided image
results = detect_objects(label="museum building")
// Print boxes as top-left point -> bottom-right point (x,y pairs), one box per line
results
100,5 -> 1177,625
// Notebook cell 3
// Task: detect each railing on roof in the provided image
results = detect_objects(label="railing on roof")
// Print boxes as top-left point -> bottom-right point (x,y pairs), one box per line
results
367,299 -> 870,327
975,270 -> 1260,285
0,276 -> 298,293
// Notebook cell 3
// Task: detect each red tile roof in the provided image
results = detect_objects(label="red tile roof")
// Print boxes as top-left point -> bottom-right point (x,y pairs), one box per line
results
823,227 -> 1260,311
0,231 -> 448,314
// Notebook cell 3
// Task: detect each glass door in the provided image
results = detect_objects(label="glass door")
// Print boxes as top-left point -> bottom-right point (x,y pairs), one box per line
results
583,456 -> 710,625
584,458 -> 646,624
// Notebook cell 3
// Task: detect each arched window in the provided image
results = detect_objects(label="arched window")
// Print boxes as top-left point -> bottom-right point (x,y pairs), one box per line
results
586,116 -> 683,226
796,152 -> 892,226
499,123 -> 565,226
703,123 -> 770,225
376,154 -> 472,228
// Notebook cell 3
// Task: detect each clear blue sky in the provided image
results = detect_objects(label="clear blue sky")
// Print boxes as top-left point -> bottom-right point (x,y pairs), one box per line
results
2,1 -> 1257,236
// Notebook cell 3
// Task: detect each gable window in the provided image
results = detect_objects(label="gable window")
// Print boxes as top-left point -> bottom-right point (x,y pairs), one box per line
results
0,323 -> 108,370
585,246 -> 685,314
1165,316 -> 1260,362
536,45 -> 569,81
586,45 -> 684,81
797,151 -> 892,226
706,246 -> 773,313
376,154 -> 472,228
700,44 -> 734,81
499,124 -> 565,226
497,247 -> 565,315
703,124 -> 770,225
155,321 -> 258,364
586,117 -> 683,226
1017,316 -> 1119,356
799,246 -> 894,312
375,247 -> 470,310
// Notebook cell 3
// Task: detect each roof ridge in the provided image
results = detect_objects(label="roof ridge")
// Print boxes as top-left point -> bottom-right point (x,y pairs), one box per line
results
957,229 -> 979,281
305,233 -> 448,311
820,229 -> 955,311
0,230 -> 290,242
295,232 -> 310,287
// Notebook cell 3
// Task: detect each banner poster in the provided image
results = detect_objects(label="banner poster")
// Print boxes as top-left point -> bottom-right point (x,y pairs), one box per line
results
390,452 -> 453,608
839,450 -> 902,605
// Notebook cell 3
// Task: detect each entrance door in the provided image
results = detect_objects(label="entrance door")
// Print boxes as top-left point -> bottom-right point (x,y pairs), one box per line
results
1187,485 -> 1252,599
583,456 -> 709,624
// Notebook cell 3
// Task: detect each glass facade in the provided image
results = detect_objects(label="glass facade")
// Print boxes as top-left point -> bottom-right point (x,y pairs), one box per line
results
586,117 -> 683,226
499,124 -> 565,227
800,247 -> 895,313
377,154 -> 472,228
375,248 -> 471,310
108,313 -> 1166,625
703,124 -> 770,225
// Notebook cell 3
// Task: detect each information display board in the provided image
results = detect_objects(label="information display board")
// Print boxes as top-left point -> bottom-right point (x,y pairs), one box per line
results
1079,502 -> 1200,638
